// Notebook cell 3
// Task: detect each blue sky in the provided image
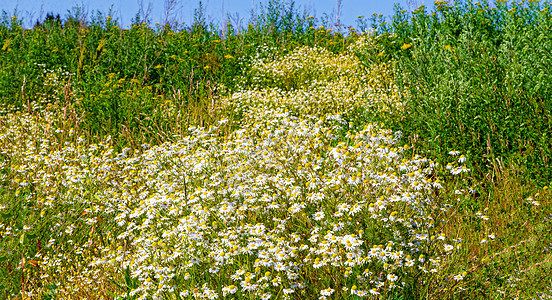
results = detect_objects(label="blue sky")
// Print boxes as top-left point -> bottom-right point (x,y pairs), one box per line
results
2,0 -> 437,29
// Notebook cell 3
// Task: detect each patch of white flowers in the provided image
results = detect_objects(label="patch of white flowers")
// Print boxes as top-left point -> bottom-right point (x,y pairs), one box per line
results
0,37 -> 460,299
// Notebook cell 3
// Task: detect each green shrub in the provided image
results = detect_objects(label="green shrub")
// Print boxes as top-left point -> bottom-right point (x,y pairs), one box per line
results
366,0 -> 552,186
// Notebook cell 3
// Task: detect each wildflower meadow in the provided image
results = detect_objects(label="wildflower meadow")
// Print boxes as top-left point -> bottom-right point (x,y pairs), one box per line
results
0,0 -> 551,299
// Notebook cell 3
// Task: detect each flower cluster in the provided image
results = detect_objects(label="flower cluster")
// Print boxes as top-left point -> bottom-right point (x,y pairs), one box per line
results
1,37 -> 457,299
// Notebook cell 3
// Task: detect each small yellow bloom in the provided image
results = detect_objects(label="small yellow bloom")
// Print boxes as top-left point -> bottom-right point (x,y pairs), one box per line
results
401,43 -> 412,50
2,38 -> 11,51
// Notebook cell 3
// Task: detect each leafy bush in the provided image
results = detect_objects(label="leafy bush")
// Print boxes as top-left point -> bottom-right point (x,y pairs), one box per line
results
367,0 -> 552,186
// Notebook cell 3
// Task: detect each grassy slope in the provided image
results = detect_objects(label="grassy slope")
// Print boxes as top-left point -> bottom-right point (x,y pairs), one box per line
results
0,0 -> 551,299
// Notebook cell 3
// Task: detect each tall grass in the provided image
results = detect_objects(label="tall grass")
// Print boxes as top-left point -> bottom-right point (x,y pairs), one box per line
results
366,0 -> 552,187
0,0 -> 350,150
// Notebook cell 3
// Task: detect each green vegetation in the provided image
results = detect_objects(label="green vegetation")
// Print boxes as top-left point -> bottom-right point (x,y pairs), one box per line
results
0,0 -> 551,299
0,1 -> 348,149
369,0 -> 552,187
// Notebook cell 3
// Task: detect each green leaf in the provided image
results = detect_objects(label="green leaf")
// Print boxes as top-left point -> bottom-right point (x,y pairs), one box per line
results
106,290 -> 118,297
125,266 -> 133,288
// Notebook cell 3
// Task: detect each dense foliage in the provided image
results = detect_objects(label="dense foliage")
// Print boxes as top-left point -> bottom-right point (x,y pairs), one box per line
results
369,0 -> 552,186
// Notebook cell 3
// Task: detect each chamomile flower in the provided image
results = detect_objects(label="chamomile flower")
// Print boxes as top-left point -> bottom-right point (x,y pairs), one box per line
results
283,288 -> 294,294
320,288 -> 335,296
313,211 -> 325,221
369,288 -> 380,295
